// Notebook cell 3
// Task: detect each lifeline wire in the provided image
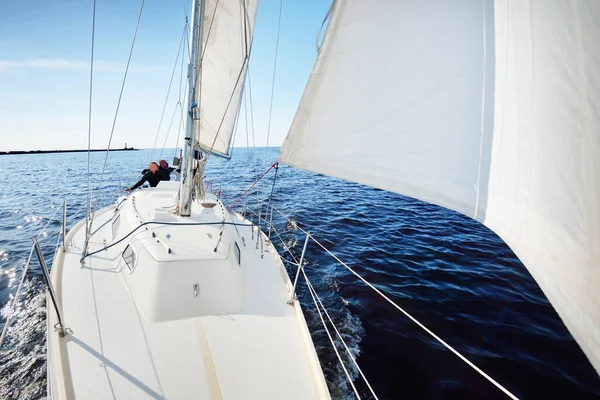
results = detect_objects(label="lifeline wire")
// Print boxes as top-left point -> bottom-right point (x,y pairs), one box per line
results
81,219 -> 253,263
269,205 -> 519,399
270,223 -> 375,398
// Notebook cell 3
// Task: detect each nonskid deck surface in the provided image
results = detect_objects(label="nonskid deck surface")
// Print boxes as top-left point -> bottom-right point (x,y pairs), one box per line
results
50,186 -> 329,399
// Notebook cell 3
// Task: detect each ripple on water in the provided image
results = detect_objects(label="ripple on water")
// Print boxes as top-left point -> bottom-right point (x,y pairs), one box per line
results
1,149 -> 599,400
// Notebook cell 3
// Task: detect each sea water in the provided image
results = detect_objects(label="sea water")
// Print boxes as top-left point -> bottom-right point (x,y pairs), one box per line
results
1,148 -> 599,399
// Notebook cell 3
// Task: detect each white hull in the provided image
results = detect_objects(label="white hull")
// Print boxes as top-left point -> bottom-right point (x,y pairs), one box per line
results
47,182 -> 330,399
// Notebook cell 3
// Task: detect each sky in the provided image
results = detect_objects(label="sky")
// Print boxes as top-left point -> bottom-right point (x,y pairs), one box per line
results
0,0 -> 331,151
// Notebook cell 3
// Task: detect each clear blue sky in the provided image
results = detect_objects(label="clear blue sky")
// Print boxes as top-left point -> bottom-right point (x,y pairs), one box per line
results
0,0 -> 330,151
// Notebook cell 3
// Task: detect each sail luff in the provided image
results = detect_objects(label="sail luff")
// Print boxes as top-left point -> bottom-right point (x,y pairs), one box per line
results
279,0 -> 600,375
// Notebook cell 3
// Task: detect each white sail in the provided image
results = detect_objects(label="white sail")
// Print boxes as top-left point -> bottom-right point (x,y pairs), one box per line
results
194,0 -> 258,158
280,0 -> 600,374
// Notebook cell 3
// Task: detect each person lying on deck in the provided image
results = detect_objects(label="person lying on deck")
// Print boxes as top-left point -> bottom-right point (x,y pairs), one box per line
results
127,162 -> 163,191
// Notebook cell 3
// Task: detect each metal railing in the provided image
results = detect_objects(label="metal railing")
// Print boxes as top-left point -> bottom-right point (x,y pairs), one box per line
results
0,199 -> 70,350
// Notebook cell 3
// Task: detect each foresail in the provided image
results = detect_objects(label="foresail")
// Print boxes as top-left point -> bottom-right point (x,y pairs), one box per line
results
279,0 -> 600,374
194,0 -> 258,158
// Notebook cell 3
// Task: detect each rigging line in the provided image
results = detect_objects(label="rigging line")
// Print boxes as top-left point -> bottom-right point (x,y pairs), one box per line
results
200,0 -> 220,62
227,0 -> 250,160
265,162 -> 278,212
205,57 -> 250,156
303,272 -> 378,399
93,0 -> 145,203
247,68 -> 256,150
199,1 -> 255,160
245,67 -> 260,181
81,219 -> 252,262
228,162 -> 278,210
151,24 -> 187,161
204,1 -> 255,159
183,0 -> 189,26
264,0 -> 283,162
159,102 -> 182,159
269,203 -> 519,398
191,0 -> 215,97
179,21 -> 188,103
174,27 -> 190,159
86,0 -> 97,225
243,79 -> 250,153
301,268 -> 361,399
269,222 -> 373,398
174,101 -> 187,158
308,236 -> 520,400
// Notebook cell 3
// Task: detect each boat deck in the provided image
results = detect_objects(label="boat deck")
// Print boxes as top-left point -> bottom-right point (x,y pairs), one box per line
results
48,189 -> 329,399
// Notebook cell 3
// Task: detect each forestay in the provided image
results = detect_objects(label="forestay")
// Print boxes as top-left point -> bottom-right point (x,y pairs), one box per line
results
279,0 -> 600,374
194,0 -> 258,158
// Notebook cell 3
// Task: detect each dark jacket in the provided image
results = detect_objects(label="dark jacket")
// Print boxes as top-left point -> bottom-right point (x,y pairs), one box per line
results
158,167 -> 172,181
129,171 -> 163,190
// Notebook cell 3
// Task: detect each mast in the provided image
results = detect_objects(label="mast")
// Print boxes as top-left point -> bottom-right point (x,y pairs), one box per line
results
179,0 -> 205,217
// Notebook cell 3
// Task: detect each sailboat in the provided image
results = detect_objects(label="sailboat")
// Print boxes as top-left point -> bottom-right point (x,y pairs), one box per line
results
44,0 -> 600,398
46,1 -> 330,398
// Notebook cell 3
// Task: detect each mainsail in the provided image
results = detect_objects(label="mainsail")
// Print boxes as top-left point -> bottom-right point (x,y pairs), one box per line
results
194,0 -> 258,158
280,0 -> 600,374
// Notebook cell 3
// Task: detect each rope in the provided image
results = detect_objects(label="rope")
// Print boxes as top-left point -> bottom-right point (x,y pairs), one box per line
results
228,162 -> 278,210
247,68 -> 257,149
86,0 -> 97,226
270,223 -> 375,398
81,219 -> 252,263
243,79 -> 250,153
174,24 -> 190,160
151,24 -> 187,160
301,268 -> 361,399
271,224 -> 360,398
303,270 -> 378,399
269,205 -> 519,399
310,235 -> 519,399
159,102 -> 182,159
265,162 -> 279,213
264,0 -> 283,160
88,0 -> 145,245
205,57 -> 250,157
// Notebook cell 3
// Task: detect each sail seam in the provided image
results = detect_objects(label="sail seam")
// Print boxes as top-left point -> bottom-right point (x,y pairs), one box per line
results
474,0 -> 489,219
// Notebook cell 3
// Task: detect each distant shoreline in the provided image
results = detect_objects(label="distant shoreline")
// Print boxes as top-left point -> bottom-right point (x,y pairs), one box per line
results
0,147 -> 139,156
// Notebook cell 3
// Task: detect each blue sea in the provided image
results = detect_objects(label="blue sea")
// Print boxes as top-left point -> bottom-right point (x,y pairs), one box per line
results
1,148 -> 599,399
